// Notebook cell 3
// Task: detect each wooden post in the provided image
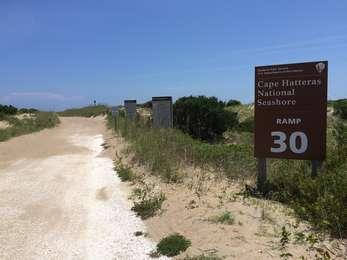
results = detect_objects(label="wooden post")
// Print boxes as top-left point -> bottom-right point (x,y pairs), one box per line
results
257,158 -> 267,193
311,160 -> 321,178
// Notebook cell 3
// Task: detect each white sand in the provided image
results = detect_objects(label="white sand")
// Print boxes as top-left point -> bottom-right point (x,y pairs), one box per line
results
0,118 -> 168,259
0,121 -> 9,129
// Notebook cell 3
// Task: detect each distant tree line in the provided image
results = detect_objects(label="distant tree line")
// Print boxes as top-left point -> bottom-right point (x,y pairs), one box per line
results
18,108 -> 39,114
0,104 -> 18,115
0,105 -> 40,121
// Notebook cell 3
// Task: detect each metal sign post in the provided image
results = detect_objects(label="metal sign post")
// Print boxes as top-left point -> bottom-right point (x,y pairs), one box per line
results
124,100 -> 137,121
257,158 -> 267,193
152,96 -> 173,128
111,106 -> 120,131
111,106 -> 119,117
311,160 -> 321,178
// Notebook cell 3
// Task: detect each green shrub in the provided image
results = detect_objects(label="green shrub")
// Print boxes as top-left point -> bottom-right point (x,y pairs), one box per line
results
131,193 -> 165,219
333,99 -> 347,119
0,112 -> 60,142
208,211 -> 235,225
226,99 -> 241,107
115,164 -> 134,182
173,96 -> 238,141
236,117 -> 254,133
156,233 -> 191,257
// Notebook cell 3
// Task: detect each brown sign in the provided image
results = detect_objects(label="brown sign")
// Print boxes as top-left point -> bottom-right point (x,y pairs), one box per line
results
254,61 -> 328,160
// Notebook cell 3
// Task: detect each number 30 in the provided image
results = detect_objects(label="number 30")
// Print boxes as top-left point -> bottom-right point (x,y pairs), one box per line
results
271,131 -> 308,154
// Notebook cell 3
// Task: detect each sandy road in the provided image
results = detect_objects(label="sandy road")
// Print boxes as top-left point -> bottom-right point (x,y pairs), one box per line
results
0,117 -> 164,260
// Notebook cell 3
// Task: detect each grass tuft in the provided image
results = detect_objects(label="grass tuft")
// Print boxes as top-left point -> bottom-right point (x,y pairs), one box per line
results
183,254 -> 223,260
155,233 -> 191,257
131,193 -> 165,219
208,211 -> 235,225
114,163 -> 134,182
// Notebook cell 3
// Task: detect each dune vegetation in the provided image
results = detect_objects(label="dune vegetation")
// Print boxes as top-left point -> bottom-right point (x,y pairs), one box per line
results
0,110 -> 60,142
58,105 -> 108,117
108,97 -> 347,238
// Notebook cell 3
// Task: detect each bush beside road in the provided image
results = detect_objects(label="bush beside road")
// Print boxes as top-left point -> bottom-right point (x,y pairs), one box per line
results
0,108 -> 60,142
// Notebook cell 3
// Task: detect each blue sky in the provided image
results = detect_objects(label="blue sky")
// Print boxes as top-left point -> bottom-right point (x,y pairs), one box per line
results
1,1 -> 347,110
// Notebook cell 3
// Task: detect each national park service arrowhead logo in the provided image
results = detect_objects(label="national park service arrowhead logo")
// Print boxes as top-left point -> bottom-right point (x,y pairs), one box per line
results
315,62 -> 326,73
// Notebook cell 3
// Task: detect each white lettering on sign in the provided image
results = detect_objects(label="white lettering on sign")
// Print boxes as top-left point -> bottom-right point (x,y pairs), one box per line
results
257,99 -> 296,106
256,79 -> 322,89
271,131 -> 287,153
257,81 -> 279,89
276,118 -> 302,125
258,88 -> 295,97
271,131 -> 308,154
289,132 -> 308,154
281,79 -> 322,87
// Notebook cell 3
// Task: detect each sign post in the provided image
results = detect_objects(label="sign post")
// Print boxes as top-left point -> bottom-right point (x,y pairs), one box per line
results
257,158 -> 267,193
111,106 -> 120,130
152,96 -> 173,128
254,61 -> 328,191
111,106 -> 119,117
124,100 -> 137,121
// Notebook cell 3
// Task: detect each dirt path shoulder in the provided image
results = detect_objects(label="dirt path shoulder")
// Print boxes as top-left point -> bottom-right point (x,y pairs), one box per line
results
0,117 -> 166,259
